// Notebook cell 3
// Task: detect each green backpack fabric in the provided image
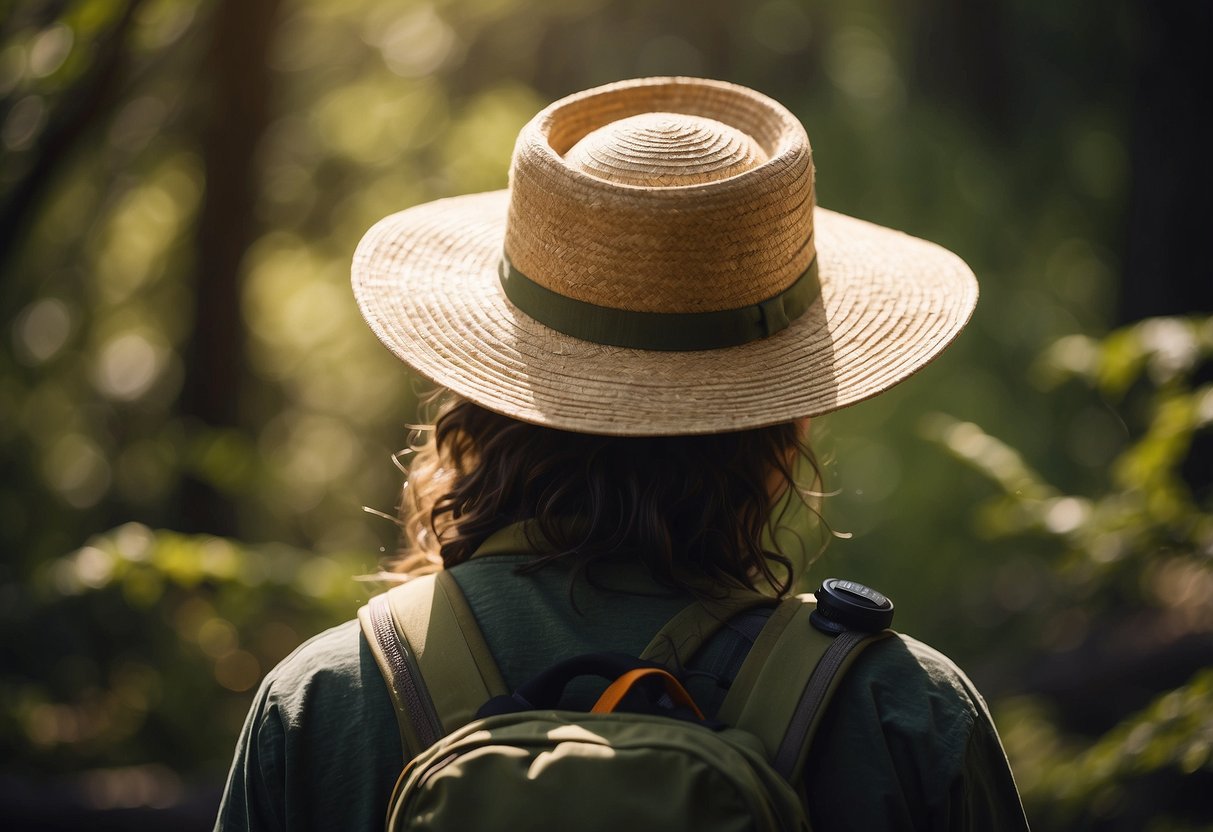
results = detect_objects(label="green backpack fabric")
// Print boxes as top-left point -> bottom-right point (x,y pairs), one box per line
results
358,571 -> 891,832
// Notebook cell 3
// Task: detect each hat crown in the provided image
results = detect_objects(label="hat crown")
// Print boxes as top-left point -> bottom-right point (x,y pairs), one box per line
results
563,112 -> 769,187
504,78 -> 817,314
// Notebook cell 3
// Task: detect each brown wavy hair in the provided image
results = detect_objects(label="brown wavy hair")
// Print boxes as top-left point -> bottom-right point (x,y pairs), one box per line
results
390,395 -> 827,598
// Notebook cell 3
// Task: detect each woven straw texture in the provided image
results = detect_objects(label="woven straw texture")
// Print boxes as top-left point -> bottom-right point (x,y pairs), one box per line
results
352,78 -> 977,436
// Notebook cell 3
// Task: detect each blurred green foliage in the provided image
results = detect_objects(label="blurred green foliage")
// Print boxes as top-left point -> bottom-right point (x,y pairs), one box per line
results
926,317 -> 1213,830
2,0 -> 1207,829
6,522 -> 365,770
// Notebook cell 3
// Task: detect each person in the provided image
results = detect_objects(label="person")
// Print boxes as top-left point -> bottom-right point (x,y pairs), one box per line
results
215,77 -> 1030,830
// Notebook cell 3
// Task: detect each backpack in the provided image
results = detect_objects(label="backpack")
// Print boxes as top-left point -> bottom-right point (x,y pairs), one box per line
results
358,571 -> 894,831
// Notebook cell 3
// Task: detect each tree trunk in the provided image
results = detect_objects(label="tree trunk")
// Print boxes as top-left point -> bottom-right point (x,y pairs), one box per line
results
179,0 -> 282,535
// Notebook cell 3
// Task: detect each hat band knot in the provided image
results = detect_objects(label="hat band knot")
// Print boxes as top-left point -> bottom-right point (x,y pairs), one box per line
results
499,256 -> 819,352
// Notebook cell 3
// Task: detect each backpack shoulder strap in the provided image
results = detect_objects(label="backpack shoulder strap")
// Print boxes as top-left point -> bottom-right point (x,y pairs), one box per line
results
720,593 -> 893,783
638,588 -> 777,668
358,571 -> 508,760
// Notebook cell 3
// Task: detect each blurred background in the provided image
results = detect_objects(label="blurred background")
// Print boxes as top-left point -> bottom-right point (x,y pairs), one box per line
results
2,0 -> 1211,829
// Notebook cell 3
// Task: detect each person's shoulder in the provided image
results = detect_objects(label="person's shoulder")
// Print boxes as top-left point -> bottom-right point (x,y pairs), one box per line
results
861,633 -> 986,698
244,617 -> 398,761
217,621 -> 404,830
846,632 -> 989,721
257,619 -> 373,712
804,632 -> 1020,828
844,631 -> 978,687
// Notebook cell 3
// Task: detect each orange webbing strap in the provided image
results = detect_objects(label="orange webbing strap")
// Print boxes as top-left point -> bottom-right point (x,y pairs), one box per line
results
591,667 -> 705,719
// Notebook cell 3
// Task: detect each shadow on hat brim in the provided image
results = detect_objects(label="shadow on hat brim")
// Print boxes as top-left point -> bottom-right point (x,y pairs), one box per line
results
351,189 -> 977,437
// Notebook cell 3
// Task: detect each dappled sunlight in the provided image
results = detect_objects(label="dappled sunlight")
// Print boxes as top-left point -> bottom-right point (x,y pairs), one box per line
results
2,94 -> 46,151
27,24 -> 74,79
43,432 -> 112,509
93,164 -> 199,304
440,83 -> 546,193
528,740 -> 617,780
14,297 -> 72,364
368,5 -> 460,79
92,330 -> 168,401
824,25 -> 903,113
1,0 -> 1207,828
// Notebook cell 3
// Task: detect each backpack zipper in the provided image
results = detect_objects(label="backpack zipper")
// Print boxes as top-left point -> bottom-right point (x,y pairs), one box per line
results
369,593 -> 443,749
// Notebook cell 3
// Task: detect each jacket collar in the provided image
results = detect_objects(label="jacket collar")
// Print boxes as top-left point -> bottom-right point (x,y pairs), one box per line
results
466,519 -> 778,603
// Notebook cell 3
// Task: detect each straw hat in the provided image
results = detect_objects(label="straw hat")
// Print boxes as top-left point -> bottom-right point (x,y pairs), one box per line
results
352,77 -> 977,436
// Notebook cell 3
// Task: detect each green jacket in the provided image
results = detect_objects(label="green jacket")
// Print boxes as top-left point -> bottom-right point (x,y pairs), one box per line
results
215,527 -> 1029,830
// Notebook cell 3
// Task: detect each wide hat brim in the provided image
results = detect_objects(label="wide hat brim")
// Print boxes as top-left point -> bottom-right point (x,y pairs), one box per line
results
352,189 -> 977,436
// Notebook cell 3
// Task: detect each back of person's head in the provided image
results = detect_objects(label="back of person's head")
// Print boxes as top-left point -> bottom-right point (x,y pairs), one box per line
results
354,78 -> 977,597
394,396 -> 821,597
